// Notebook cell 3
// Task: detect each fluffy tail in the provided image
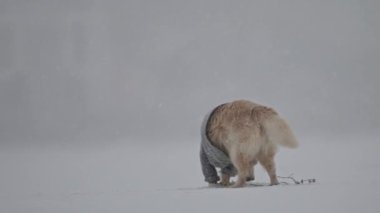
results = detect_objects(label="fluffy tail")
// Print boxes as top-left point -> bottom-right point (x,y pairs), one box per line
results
263,115 -> 299,148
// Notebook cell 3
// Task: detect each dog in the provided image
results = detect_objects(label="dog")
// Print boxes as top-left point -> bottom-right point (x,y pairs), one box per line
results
200,100 -> 298,187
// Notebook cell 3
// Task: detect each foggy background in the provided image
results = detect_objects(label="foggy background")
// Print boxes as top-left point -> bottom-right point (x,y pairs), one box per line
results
1,0 -> 379,149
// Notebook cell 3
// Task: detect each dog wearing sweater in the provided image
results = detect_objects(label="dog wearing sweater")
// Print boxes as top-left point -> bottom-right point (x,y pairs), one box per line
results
200,100 -> 298,188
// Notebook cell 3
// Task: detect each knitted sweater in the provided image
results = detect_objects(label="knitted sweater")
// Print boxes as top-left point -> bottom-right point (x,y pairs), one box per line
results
200,107 -> 237,184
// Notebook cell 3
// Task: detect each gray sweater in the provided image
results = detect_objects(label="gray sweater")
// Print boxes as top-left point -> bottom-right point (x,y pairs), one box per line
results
200,108 -> 237,184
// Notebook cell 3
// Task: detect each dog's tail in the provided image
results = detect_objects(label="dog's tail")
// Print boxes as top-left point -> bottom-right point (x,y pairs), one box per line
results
263,115 -> 299,148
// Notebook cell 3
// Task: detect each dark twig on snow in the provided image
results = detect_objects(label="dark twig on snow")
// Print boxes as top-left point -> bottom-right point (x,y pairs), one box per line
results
277,173 -> 316,185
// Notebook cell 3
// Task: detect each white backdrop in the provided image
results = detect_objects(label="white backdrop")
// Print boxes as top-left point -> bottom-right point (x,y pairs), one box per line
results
1,1 -> 380,213
1,0 -> 379,147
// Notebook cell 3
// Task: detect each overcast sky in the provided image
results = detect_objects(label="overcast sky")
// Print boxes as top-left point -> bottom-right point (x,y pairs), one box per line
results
0,0 -> 379,148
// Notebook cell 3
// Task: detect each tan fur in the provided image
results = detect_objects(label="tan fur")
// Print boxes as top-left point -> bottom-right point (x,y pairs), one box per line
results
207,100 -> 298,187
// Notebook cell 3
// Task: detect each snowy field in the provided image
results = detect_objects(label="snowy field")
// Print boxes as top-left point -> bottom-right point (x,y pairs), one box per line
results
1,133 -> 379,213
1,1 -> 379,212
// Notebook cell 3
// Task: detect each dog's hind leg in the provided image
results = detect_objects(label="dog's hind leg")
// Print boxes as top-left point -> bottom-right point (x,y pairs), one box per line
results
230,152 -> 251,188
258,152 -> 279,185
247,159 -> 257,181
220,173 -> 231,186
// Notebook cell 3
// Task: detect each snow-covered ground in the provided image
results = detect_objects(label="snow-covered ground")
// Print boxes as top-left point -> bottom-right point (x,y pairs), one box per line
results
1,133 -> 379,213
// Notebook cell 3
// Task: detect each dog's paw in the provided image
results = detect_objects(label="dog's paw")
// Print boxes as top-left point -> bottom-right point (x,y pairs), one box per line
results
230,181 -> 246,188
270,180 -> 279,186
219,179 -> 235,187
